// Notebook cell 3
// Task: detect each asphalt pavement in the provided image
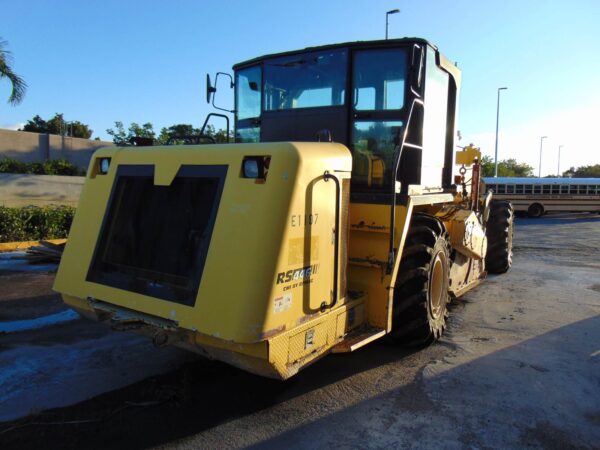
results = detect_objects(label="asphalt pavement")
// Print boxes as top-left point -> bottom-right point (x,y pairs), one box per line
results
0,213 -> 598,449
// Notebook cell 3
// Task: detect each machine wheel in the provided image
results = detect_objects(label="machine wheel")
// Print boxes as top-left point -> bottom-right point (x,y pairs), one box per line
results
390,214 -> 450,346
527,203 -> 544,218
485,201 -> 514,274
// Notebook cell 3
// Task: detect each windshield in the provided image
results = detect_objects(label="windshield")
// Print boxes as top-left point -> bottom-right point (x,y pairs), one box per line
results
263,49 -> 347,110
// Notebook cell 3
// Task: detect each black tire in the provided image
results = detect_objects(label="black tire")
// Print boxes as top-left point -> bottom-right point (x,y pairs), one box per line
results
390,214 -> 450,346
527,203 -> 544,218
485,201 -> 514,274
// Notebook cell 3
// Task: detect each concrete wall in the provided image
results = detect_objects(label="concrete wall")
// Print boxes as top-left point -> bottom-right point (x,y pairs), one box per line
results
0,173 -> 84,207
0,129 -> 113,170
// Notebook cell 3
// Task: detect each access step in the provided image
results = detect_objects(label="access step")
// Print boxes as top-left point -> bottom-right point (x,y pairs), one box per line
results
331,326 -> 386,353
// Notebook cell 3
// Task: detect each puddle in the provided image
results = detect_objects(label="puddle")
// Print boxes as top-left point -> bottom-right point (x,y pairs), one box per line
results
0,252 -> 58,273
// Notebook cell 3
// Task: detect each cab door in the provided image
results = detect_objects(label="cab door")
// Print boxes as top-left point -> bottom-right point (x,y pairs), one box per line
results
350,47 -> 408,195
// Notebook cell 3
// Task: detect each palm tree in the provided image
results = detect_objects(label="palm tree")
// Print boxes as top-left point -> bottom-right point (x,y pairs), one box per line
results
0,38 -> 27,105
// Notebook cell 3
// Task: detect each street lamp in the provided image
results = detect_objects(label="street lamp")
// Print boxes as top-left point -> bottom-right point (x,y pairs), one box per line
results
557,145 -> 564,177
494,87 -> 508,177
539,136 -> 547,177
386,9 -> 400,40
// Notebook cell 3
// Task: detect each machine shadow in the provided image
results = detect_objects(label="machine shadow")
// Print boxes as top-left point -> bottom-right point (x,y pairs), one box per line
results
249,314 -> 600,449
0,335 -> 420,449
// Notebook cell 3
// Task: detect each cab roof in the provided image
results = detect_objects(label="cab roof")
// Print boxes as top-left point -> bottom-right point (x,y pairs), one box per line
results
233,37 -> 435,70
232,37 -> 460,91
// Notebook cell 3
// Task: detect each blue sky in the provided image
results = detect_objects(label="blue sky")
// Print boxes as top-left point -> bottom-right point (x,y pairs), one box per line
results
1,0 -> 599,174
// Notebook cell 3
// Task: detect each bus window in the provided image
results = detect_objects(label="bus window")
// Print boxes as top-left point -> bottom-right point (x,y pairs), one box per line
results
497,185 -> 506,194
506,185 -> 515,194
577,185 -> 586,194
525,185 -> 533,194
542,185 -> 551,194
534,185 -> 541,194
551,185 -> 559,194
516,184 -> 524,194
487,184 -> 497,193
560,185 -> 569,194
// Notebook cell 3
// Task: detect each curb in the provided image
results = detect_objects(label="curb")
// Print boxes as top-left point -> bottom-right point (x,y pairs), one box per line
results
0,239 -> 67,253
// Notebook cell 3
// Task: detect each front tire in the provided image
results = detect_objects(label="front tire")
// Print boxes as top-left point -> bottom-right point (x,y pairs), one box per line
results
390,214 -> 450,346
485,201 -> 514,274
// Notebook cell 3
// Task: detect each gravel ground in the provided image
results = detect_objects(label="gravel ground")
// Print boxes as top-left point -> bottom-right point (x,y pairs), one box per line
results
0,212 -> 598,449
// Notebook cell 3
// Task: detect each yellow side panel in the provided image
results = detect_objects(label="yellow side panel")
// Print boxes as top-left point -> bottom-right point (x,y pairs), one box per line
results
287,322 -> 328,364
335,304 -> 364,339
347,202 -> 413,330
267,298 -> 364,379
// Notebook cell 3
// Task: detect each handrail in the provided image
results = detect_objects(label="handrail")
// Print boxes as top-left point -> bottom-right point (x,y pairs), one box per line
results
320,170 -> 341,311
199,113 -> 231,143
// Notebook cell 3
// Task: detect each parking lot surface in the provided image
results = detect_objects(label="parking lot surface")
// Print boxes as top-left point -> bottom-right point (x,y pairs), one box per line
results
0,213 -> 599,449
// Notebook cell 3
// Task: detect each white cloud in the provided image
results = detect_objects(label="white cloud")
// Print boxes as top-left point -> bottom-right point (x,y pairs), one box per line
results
461,102 -> 600,176
0,123 -> 25,131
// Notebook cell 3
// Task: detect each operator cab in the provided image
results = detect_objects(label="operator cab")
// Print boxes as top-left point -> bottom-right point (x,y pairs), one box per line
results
222,39 -> 460,203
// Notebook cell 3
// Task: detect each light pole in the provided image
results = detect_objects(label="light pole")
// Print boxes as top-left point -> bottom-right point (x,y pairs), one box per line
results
494,87 -> 508,177
386,9 -> 400,40
539,136 -> 547,177
557,145 -> 564,177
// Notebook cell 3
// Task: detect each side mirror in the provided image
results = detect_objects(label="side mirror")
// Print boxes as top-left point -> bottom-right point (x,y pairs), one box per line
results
206,74 -> 217,104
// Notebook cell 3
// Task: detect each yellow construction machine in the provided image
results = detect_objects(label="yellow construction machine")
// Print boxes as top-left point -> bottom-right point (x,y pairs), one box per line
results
54,38 -> 514,379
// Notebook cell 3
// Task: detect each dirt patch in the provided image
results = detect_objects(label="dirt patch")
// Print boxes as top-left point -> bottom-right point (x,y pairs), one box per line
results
0,272 -> 55,302
0,272 -> 62,320
589,284 -> 600,293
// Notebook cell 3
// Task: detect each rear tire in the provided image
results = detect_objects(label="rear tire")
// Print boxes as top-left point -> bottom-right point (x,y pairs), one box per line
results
527,203 -> 544,218
485,201 -> 514,274
390,214 -> 450,346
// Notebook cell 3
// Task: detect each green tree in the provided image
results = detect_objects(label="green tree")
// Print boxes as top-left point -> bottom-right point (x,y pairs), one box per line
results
481,155 -> 534,177
156,123 -> 199,145
21,114 -> 47,133
108,121 -> 232,146
562,164 -> 600,178
106,121 -> 156,146
204,124 -> 233,143
0,38 -> 27,106
156,123 -> 233,145
21,113 -> 93,138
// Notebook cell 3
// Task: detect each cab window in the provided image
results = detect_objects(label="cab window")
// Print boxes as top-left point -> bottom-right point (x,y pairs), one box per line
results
352,48 -> 407,111
236,66 -> 261,120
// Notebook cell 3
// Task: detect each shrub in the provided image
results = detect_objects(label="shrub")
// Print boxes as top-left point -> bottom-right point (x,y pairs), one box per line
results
0,205 -> 75,242
43,159 -> 80,175
0,158 -> 82,175
0,158 -> 28,174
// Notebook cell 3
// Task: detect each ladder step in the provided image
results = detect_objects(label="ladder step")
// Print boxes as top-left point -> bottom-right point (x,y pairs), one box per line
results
331,326 -> 386,353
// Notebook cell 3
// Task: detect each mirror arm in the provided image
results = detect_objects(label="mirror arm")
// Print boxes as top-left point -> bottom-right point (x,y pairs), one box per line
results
211,72 -> 236,113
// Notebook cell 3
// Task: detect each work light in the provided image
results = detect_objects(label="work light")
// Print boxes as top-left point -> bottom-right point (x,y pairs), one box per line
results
242,156 -> 270,179
99,157 -> 111,175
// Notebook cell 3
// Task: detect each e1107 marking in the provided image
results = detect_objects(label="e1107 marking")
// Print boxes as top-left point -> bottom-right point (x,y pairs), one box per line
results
291,213 -> 319,227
